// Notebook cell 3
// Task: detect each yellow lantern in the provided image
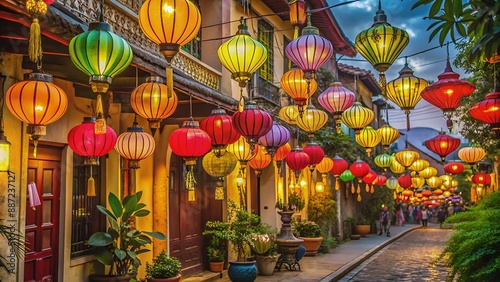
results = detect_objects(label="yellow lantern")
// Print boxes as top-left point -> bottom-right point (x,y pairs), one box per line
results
458,146 -> 486,165
409,159 -> 430,172
316,156 -> 334,185
390,159 -> 405,175
296,105 -> 328,140
226,136 -> 257,169
385,62 -> 428,130
279,105 -> 300,125
411,176 -> 425,189
419,166 -> 438,179
355,126 -> 381,156
280,68 -> 317,111
376,124 -> 400,151
202,151 -> 238,200
341,101 -> 374,134
394,148 -> 420,169
439,175 -> 453,183
139,0 -> 201,99
426,176 -> 442,188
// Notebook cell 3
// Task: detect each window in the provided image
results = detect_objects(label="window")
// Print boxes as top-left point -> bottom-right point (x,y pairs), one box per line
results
258,20 -> 274,82
70,154 -> 105,258
181,0 -> 201,59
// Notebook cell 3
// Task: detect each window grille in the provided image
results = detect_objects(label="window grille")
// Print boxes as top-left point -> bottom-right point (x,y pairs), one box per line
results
258,20 -> 274,82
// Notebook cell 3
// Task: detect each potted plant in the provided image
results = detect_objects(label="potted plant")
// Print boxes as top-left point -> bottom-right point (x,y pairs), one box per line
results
250,225 -> 280,276
292,220 -> 323,256
202,220 -> 229,273
353,216 -> 372,237
88,192 -> 166,281
145,250 -> 181,282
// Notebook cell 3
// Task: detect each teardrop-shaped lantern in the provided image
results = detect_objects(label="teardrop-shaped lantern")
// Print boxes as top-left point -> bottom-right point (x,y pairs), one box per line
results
286,146 -> 310,181
394,148 -> 420,169
302,142 -> 325,172
458,146 -> 485,166
376,124 -> 400,151
249,145 -> 272,176
202,151 -> 238,200
408,159 -> 430,172
115,119 -> 155,169
318,81 -> 356,133
130,76 -> 178,135
355,126 -> 381,156
258,121 -> 290,158
341,102 -> 374,134
374,153 -> 393,174
201,108 -> 241,157
385,62 -> 428,131
232,100 -> 273,150
280,67 -> 317,109
354,1 -> 409,95
443,162 -> 465,175
296,105 -> 328,140
279,105 -> 300,125
469,90 -> 500,138
424,132 -> 460,162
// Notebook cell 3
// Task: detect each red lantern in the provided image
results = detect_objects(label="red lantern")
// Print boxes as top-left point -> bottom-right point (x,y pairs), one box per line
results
424,132 -> 460,162
362,170 -> 377,193
349,158 -> 370,179
285,146 -> 310,181
472,173 -> 491,185
68,117 -> 117,164
302,142 -> 325,172
421,190 -> 433,197
169,119 -> 212,197
374,174 -> 387,186
398,175 -> 412,189
201,108 -> 240,157
330,154 -> 348,190
232,100 -> 273,150
469,91 -> 500,138
443,162 -> 465,175
421,60 -> 475,130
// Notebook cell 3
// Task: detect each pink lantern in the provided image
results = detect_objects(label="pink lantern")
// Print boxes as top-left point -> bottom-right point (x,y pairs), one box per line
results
318,82 -> 356,133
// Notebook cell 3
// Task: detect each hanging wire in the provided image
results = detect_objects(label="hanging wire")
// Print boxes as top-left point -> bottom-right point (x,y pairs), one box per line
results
189,95 -> 193,118
0,75 -> 6,131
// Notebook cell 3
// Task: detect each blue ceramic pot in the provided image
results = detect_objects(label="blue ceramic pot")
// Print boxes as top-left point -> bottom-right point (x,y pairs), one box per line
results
228,261 -> 257,282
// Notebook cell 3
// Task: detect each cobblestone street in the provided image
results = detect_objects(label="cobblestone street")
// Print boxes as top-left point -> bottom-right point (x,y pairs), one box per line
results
339,224 -> 453,282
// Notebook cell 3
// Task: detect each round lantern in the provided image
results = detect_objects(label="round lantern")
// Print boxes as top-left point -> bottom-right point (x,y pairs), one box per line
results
444,162 -> 465,175
296,105 -> 328,140
232,100 -> 273,150
349,158 -> 370,179
169,118 -> 211,192
374,174 -> 387,186
286,146 -> 310,181
280,68 -> 318,109
419,166 -> 438,179
402,189 -> 413,197
341,102 -> 375,134
386,176 -> 399,190
217,19 -> 267,88
354,3 -> 409,94
424,132 -> 460,162
426,176 -> 443,189
374,153 -> 393,173
316,156 -> 334,185
202,151 -> 237,200
376,124 -> 400,151
249,145 -> 272,176
421,189 -> 433,197
469,90 -> 500,138
274,143 -> 291,173
68,117 -> 117,165
130,76 -> 178,135
279,105 -> 300,125
115,120 -> 155,169
398,175 -> 412,189
389,159 -> 405,175
411,176 -> 425,189
394,148 -> 420,169
318,81 -> 356,133
258,121 -> 290,158
363,170 -> 377,193
340,169 -> 355,182
409,159 -> 430,172
385,63 -> 428,130
331,154 -> 349,190
421,60 -> 475,130
285,14 -> 333,81
458,146 -> 486,165
200,108 -> 240,157
302,142 -> 325,172
433,189 -> 443,196
69,22 -> 132,93
226,136 -> 257,169
6,72 -> 68,153
355,126 -> 381,156
472,173 -> 491,186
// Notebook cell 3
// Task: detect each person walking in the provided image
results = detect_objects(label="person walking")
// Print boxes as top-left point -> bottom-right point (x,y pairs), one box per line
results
379,206 -> 390,237
421,206 -> 430,228
437,207 -> 446,228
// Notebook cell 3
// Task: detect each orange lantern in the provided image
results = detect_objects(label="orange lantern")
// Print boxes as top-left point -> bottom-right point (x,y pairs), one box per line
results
249,145 -> 272,176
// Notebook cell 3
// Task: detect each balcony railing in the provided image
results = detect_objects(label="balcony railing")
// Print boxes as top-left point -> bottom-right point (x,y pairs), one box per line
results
253,76 -> 280,106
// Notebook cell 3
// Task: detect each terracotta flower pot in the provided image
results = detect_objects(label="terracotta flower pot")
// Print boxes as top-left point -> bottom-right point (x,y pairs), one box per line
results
298,237 -> 323,256
89,274 -> 137,282
209,261 -> 224,272
353,224 -> 371,237
147,274 -> 181,282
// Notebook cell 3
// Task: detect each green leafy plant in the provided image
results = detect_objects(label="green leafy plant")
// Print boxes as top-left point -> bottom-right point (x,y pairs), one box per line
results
145,250 -> 181,279
206,247 -> 225,262
0,225 -> 25,273
319,236 -> 339,254
292,220 -> 322,238
275,192 -> 305,211
308,192 -> 337,235
203,220 -> 229,262
88,192 -> 166,276
438,191 -> 500,281
227,201 -> 261,261
251,223 -> 279,256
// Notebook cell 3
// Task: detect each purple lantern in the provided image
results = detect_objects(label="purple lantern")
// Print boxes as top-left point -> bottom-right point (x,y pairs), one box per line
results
259,121 -> 291,158
285,15 -> 333,80
318,81 -> 356,133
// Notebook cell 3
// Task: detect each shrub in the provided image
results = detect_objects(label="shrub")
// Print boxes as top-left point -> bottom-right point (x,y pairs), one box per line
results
440,192 -> 500,281
308,192 -> 337,234
319,236 -> 339,254
145,250 -> 181,279
292,220 -> 322,238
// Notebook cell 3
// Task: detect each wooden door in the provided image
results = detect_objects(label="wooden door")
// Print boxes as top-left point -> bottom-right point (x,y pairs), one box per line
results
169,153 -> 223,276
24,145 -> 61,282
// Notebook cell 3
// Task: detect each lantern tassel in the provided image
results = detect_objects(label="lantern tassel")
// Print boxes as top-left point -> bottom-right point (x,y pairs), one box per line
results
95,94 -> 106,134
365,184 -> 369,193
379,72 -> 386,97
370,185 -> 374,193
406,111 -> 410,132
335,177 -> 340,190
238,88 -> 244,112
215,187 -> 224,200
393,191 -> 397,199
357,193 -> 361,202
29,18 -> 43,64
356,183 -> 360,194
166,65 -> 174,98
335,118 -> 341,134
293,26 -> 299,40
351,185 -> 355,194
188,190 -> 195,202
33,139 -> 38,158
87,176 -> 96,197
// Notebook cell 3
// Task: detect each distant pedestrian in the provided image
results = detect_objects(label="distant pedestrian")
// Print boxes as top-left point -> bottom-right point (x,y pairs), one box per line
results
413,206 -> 419,224
437,208 -> 446,227
379,206 -> 390,237
421,207 -> 430,228
447,204 -> 454,217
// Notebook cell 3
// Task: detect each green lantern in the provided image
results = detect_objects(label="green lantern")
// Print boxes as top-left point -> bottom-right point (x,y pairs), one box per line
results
374,153 -> 393,174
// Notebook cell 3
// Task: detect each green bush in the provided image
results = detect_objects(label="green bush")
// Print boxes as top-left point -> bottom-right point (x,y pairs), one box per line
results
319,236 -> 339,254
292,220 -> 322,238
145,250 -> 181,279
440,192 -> 500,281
307,192 -> 337,235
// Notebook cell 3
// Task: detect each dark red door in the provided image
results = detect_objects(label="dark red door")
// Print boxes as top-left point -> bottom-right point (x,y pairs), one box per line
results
24,145 -> 61,282
169,153 -> 223,276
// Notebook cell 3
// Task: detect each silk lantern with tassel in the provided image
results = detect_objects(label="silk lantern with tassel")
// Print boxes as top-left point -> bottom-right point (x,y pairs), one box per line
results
318,81 -> 356,134
362,170 -> 377,193
350,158 -> 370,201
286,146 -> 310,184
201,108 -> 241,157
316,156 -> 334,186
302,142 -> 325,173
274,143 -> 291,175
202,151 -> 237,200
258,121 -> 290,158
331,154 -> 348,190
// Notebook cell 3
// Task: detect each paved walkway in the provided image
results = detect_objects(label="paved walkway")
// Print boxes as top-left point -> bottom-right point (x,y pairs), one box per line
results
184,223 -> 426,282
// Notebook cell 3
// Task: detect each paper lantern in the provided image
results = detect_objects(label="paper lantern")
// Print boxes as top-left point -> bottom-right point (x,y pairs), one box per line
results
279,105 -> 300,125
115,120 -> 155,169
296,105 -> 328,140
424,132 -> 460,162
302,142 -> 325,172
458,146 -> 486,165
472,173 -> 491,185
444,162 -> 465,175
390,159 -> 405,175
394,148 -> 420,169
341,102 -> 375,134
280,68 -> 317,109
386,176 -> 399,190
363,170 -> 377,193
355,126 -> 381,156
232,100 -> 273,150
409,159 -> 430,172
419,167 -> 438,179
274,143 -> 291,173
411,176 -> 425,189
340,170 -> 355,182
426,176 -> 443,189
286,146 -> 310,181
469,91 -> 500,138
68,117 -> 117,164
316,156 -> 334,185
377,124 -> 400,151
200,108 -> 240,157
398,175 -> 412,189
374,174 -> 387,186
421,189 -> 433,197
226,136 -> 257,169
259,121 -> 290,158
249,145 -> 272,176
374,153 -> 393,173
202,151 -> 237,200
331,154 -> 349,190
318,81 -> 356,133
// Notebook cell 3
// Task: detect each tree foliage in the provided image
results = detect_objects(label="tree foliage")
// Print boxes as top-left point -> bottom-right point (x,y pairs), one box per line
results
412,0 -> 500,62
